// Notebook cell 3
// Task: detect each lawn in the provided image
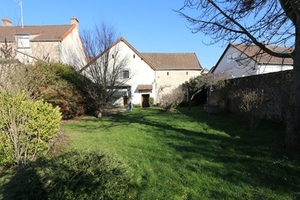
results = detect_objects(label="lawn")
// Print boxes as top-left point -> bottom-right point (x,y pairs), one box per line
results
0,106 -> 299,199
61,107 -> 299,199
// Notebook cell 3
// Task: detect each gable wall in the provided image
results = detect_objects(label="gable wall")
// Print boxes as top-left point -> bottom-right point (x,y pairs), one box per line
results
60,26 -> 87,70
108,41 -> 155,106
214,46 -> 257,78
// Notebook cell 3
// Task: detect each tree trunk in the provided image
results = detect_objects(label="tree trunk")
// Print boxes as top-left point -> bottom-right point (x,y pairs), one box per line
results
285,21 -> 300,152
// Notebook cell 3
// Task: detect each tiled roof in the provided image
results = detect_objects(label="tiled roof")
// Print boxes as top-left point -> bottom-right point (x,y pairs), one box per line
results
232,44 -> 293,65
141,53 -> 202,70
0,25 -> 74,42
80,37 -> 202,72
138,84 -> 152,91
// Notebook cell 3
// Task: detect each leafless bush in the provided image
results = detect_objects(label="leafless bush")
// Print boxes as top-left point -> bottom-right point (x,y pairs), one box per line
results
48,130 -> 72,155
232,88 -> 265,131
160,87 -> 184,112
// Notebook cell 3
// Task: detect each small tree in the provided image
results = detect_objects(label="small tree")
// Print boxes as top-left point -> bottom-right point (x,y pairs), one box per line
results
80,22 -> 129,116
0,92 -> 62,169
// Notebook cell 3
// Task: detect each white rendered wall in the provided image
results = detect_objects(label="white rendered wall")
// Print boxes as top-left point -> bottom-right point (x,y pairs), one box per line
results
60,26 -> 87,69
109,41 -> 155,106
213,46 -> 257,78
257,64 -> 293,74
214,46 -> 293,79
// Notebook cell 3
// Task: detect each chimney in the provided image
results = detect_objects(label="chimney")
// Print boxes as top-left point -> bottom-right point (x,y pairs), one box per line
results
2,17 -> 12,26
70,17 -> 79,27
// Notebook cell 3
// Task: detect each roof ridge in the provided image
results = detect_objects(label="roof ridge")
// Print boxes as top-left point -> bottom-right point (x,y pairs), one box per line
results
141,52 -> 196,54
13,24 -> 71,27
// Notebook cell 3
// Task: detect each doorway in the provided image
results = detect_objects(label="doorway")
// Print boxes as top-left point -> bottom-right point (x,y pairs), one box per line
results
123,96 -> 129,106
141,94 -> 150,107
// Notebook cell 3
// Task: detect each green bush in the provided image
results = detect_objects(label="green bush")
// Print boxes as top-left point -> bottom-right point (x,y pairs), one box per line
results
149,97 -> 154,106
2,151 -> 132,200
7,62 -> 89,119
0,92 -> 62,168
43,63 -> 89,119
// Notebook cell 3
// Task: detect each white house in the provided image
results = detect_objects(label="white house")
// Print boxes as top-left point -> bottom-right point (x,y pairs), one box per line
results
0,17 -> 86,69
80,37 -> 202,107
211,43 -> 293,78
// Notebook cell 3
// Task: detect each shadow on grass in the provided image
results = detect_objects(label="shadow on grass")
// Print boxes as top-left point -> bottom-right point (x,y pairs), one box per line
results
1,151 -> 132,200
92,107 -> 300,198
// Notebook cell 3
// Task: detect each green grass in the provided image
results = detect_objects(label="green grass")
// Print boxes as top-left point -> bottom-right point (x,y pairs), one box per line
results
1,107 -> 299,199
61,107 -> 299,199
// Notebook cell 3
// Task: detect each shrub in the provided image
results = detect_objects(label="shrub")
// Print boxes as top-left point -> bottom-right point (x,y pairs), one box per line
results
2,151 -> 132,199
231,89 -> 265,131
160,87 -> 184,112
0,92 -> 62,169
149,97 -> 154,106
44,63 -> 89,119
0,61 -> 89,119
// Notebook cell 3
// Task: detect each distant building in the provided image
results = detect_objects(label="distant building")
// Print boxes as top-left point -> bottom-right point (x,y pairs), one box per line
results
0,17 -> 86,69
211,43 -> 293,78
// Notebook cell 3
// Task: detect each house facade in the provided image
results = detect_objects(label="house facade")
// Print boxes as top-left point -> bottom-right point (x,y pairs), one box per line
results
80,37 -> 202,107
0,17 -> 86,69
211,43 -> 293,78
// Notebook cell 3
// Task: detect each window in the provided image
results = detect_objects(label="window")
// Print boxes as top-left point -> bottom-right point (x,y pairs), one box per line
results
123,70 -> 130,79
186,72 -> 188,75
17,34 -> 30,49
167,72 -> 169,76
133,54 -> 135,58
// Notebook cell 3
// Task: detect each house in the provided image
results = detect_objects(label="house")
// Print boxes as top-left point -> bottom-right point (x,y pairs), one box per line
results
0,17 -> 86,69
80,37 -> 202,107
211,43 -> 293,78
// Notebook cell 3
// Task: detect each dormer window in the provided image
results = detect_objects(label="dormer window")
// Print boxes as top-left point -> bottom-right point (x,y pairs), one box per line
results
16,34 -> 30,49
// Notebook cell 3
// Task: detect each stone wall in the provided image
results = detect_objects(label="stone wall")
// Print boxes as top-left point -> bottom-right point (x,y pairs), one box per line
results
210,70 -> 292,122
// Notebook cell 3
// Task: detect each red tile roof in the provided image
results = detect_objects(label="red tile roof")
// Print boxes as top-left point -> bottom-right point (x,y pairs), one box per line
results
232,44 -> 293,65
80,37 -> 202,72
138,84 -> 153,91
141,53 -> 202,70
0,25 -> 74,42
211,43 -> 293,73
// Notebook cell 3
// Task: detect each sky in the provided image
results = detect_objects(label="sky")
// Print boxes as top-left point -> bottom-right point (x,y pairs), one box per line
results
1,0 -> 226,69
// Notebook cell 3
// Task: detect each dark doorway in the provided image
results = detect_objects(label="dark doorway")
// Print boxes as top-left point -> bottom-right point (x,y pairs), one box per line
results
142,94 -> 150,107
123,96 -> 129,106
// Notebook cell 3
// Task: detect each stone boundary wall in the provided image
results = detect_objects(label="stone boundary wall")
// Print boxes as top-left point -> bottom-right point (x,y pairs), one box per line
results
211,70 -> 293,122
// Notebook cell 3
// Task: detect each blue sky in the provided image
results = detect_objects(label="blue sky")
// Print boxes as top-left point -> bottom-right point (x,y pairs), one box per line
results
1,0 -> 226,69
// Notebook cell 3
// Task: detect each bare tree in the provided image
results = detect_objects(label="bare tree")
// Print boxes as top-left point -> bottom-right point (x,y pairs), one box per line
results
80,22 -> 129,117
176,0 -> 300,152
